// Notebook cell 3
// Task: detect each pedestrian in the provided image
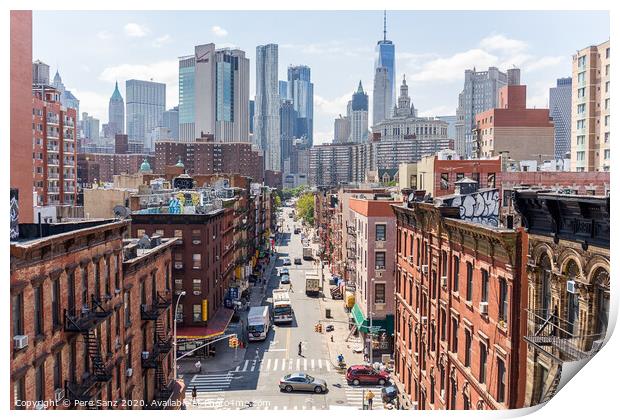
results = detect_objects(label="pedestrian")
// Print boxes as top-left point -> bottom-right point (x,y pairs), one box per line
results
289,283 -> 293,292
365,389 -> 375,410
195,360 -> 202,373
298,341 -> 303,356
191,386 -> 197,405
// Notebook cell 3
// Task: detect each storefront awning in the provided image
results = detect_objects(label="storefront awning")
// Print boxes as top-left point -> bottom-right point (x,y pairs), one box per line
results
351,303 -> 394,335
176,307 -> 234,340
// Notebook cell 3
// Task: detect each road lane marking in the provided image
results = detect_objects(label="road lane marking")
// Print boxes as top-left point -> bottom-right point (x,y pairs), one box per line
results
266,359 -> 272,370
296,358 -> 300,370
242,360 -> 249,371
318,359 -> 323,369
303,358 -> 307,370
311,359 -> 315,370
288,359 -> 293,370
326,362 -> 331,372
274,359 -> 279,370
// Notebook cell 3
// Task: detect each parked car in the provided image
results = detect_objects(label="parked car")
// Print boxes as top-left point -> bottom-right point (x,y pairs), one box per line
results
279,372 -> 327,394
282,257 -> 291,266
346,365 -> 390,386
381,385 -> 398,403
294,227 -> 301,234
294,257 -> 302,265
280,274 -> 290,284
279,267 -> 289,276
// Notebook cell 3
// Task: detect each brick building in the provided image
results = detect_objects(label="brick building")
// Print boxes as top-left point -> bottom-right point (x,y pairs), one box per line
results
79,153 -> 152,183
32,83 -> 78,206
514,191 -> 609,406
10,10 -> 34,224
115,134 -> 129,154
10,219 -> 184,409
155,140 -> 264,183
392,199 -> 528,410
474,85 -> 554,162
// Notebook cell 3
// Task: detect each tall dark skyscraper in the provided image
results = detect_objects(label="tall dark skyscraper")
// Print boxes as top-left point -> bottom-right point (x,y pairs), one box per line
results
287,65 -> 314,147
280,99 -> 297,170
549,77 -> 572,159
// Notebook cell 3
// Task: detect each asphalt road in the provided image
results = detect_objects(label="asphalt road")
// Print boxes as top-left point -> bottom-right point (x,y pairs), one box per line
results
185,207 -> 382,410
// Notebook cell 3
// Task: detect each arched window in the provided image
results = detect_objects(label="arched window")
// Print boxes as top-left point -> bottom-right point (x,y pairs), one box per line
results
565,260 -> 580,335
540,255 -> 552,319
593,268 -> 610,337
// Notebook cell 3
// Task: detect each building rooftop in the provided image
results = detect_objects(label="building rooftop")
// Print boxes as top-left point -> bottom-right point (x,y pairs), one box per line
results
11,219 -> 128,246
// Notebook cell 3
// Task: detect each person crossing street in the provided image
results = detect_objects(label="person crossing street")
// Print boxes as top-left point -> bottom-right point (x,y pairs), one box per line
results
298,341 -> 303,356
365,389 -> 375,410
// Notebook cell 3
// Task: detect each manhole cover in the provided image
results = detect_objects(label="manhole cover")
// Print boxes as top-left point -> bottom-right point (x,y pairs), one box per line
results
335,400 -> 345,404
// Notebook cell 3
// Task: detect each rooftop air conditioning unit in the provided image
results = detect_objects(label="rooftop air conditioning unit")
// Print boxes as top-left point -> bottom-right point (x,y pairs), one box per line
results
567,280 -> 577,294
54,388 -> 65,402
441,276 -> 448,287
421,265 -> 429,274
13,335 -> 28,350
479,302 -> 489,315
126,368 -> 133,377
142,351 -> 149,359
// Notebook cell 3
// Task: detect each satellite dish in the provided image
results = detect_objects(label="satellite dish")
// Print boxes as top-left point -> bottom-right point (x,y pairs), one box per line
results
113,205 -> 130,219
137,235 -> 151,249
408,192 -> 415,203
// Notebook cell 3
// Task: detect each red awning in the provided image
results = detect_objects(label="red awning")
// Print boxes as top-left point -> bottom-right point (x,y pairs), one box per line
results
176,307 -> 234,340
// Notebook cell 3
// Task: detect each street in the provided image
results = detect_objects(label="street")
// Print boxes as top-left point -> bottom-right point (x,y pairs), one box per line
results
182,206 -> 384,410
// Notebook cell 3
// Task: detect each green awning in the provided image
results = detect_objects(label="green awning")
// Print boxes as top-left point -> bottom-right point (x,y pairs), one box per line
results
351,304 -> 394,335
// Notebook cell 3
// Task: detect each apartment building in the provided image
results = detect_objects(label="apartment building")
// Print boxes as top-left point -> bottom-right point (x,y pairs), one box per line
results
571,40 -> 610,172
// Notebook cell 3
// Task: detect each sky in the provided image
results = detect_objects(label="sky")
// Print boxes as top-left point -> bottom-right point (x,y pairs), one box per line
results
32,10 -> 609,145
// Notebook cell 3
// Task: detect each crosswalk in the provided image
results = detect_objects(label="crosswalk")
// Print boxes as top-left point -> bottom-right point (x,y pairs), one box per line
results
233,357 -> 332,373
341,380 -> 384,410
188,372 -> 233,391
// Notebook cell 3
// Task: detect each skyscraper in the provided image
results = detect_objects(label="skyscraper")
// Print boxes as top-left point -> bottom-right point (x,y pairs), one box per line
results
255,44 -> 281,171
52,70 -> 80,117
194,43 -> 250,143
549,77 -> 572,160
373,11 -> 395,126
248,100 -> 255,134
178,55 -> 195,141
126,79 -> 165,152
108,80 -> 125,136
32,59 -> 49,85
162,106 -> 179,140
287,65 -> 314,146
280,99 -> 297,170
334,114 -> 350,143
349,81 -> 369,143
455,66 -> 520,157
279,80 -> 288,100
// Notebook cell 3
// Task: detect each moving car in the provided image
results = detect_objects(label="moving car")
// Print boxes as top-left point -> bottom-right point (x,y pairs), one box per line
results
279,372 -> 327,394
282,257 -> 291,266
294,257 -> 302,265
280,274 -> 290,284
302,247 -> 313,260
346,365 -> 390,386
279,267 -> 289,276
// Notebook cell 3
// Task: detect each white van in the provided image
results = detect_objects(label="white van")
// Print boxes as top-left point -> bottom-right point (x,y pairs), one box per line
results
247,306 -> 270,341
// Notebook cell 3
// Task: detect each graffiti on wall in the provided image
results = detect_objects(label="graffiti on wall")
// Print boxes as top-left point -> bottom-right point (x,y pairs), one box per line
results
442,189 -> 500,227
10,188 -> 19,240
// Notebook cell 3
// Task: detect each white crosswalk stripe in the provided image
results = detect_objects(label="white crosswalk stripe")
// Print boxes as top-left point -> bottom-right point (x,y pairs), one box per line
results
342,382 -> 385,410
187,372 -> 233,392
234,358 -> 333,373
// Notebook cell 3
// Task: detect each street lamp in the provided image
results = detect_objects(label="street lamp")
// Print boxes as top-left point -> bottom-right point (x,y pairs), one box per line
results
173,291 -> 186,380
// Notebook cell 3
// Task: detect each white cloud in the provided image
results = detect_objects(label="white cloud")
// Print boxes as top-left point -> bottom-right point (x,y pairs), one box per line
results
152,34 -> 172,48
124,23 -> 149,38
211,26 -> 228,37
281,41 -> 372,57
315,92 -> 352,116
526,56 -> 567,72
313,131 -> 334,145
97,30 -> 113,40
479,34 -> 528,54
67,88 -> 110,121
409,49 -> 498,83
418,105 -> 455,118
99,60 -> 179,109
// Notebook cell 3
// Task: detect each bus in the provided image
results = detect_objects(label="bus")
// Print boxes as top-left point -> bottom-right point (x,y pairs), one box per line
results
272,289 -> 293,324
247,306 -> 270,341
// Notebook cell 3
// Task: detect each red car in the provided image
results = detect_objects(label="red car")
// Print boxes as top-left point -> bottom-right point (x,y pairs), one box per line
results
346,365 -> 390,386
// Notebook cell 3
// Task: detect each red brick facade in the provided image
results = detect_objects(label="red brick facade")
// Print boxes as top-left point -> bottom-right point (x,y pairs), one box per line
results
392,202 -> 528,410
433,158 -> 502,198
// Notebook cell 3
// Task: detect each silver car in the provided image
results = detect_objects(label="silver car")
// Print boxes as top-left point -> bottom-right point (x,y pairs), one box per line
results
279,372 -> 327,394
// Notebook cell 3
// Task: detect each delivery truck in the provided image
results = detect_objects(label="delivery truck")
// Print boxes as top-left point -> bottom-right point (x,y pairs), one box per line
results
247,306 -> 270,341
302,247 -> 313,260
305,271 -> 321,297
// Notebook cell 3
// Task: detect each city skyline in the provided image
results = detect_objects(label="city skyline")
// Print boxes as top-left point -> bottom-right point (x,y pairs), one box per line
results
32,10 -> 608,145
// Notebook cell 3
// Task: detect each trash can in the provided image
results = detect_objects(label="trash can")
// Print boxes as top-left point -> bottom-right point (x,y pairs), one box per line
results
326,308 -> 331,318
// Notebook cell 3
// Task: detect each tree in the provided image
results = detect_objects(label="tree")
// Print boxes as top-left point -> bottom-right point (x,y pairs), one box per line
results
295,193 -> 315,225
274,195 -> 282,208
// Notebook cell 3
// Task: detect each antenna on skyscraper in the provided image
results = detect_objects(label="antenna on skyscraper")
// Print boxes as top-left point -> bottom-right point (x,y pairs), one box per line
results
383,10 -> 387,41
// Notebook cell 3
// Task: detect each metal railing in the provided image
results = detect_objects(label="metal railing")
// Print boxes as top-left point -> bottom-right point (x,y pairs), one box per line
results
524,309 -> 605,361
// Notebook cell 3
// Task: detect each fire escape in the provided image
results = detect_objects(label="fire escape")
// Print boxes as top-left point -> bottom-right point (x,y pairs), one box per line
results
345,222 -> 357,287
64,294 -> 113,405
141,292 -> 174,409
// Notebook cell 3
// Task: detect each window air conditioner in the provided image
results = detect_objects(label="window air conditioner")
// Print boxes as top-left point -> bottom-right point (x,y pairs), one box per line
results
142,351 -> 150,359
13,335 -> 28,350
567,280 -> 577,294
479,302 -> 489,315
126,368 -> 133,377
421,265 -> 429,274
441,276 -> 448,287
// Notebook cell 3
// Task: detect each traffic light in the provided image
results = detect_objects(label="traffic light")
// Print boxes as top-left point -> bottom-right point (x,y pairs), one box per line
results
228,336 -> 239,348
315,323 -> 322,333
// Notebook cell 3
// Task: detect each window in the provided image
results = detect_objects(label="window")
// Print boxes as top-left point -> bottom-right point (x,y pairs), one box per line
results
34,286 -> 43,336
465,329 -> 472,367
577,151 -> 585,161
416,238 -> 421,267
605,115 -> 610,126
174,229 -> 183,240
12,293 -> 24,336
430,374 -> 435,404
375,224 -> 386,241
577,135 -> 585,145
82,266 -> 89,308
36,363 -> 45,402
192,229 -> 201,243
466,262 -> 473,301
605,81 -> 609,93
451,317 -> 458,353
192,254 -> 201,269
481,269 -> 489,303
52,278 -> 61,328
124,291 -> 131,326
440,173 -> 449,190
375,252 -> 386,269
605,98 -> 609,110
487,173 -> 496,188
54,352 -> 62,389
137,229 -> 145,237
604,149 -> 610,160
14,377 -> 25,409
94,261 -> 100,299
499,278 -> 508,323
577,103 -> 586,114
606,47 -> 610,58
577,87 -> 585,98
193,304 -> 202,322
453,256 -> 460,293
125,342 -> 132,369
177,303 -> 184,322
497,357 -> 506,403
440,309 -> 446,341
479,342 -> 487,384
606,64 -> 610,76
578,55 -> 586,67
193,279 -> 202,294
375,283 -> 386,304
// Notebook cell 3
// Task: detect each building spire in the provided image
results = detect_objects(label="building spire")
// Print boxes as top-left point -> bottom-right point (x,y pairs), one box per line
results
383,10 -> 387,41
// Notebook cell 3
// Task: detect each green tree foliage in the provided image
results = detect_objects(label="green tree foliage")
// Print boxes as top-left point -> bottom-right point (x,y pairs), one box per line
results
295,193 -> 315,225
274,195 -> 282,208
282,185 -> 308,199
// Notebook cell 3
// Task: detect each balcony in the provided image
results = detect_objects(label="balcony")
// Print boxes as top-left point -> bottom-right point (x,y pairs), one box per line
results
47,159 -> 60,166
48,173 -> 60,180
47,145 -> 59,152
47,187 -> 60,193
47,116 -> 59,125
524,309 -> 605,362
64,120 -> 75,127
346,225 -> 357,237
140,293 -> 172,321
47,131 -> 59,139
64,295 -> 112,333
